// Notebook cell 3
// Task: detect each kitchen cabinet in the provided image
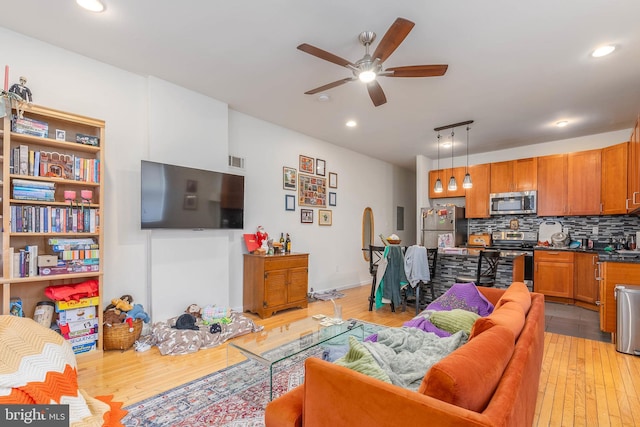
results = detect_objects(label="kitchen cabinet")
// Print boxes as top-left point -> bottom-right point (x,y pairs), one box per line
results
601,142 -> 629,215
598,262 -> 640,336
429,167 -> 466,198
537,154 -> 568,216
573,252 -> 599,310
534,251 -> 574,299
567,149 -> 602,215
490,158 -> 537,193
627,115 -> 640,213
243,253 -> 309,318
464,163 -> 491,218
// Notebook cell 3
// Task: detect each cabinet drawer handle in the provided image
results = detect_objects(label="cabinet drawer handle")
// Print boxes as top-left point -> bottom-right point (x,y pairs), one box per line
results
634,191 -> 640,205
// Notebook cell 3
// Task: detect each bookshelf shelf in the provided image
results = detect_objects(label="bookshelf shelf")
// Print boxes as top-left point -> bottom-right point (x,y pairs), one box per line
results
1,104 -> 105,357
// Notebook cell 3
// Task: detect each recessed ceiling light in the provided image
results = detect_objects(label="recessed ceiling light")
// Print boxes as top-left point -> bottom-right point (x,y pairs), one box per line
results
346,120 -> 357,128
591,45 -> 615,58
76,0 -> 105,12
556,120 -> 569,128
441,142 -> 452,148
317,93 -> 330,102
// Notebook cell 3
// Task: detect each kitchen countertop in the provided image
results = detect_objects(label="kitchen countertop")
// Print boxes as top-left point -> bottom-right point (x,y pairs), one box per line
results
533,246 -> 640,263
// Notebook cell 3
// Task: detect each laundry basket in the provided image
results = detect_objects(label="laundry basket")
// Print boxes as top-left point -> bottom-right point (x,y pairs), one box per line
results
103,319 -> 143,351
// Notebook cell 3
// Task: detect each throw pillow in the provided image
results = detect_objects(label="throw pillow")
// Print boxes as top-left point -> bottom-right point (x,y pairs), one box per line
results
430,309 -> 480,335
334,336 -> 392,383
426,282 -> 494,316
470,300 -> 525,341
494,281 -> 532,315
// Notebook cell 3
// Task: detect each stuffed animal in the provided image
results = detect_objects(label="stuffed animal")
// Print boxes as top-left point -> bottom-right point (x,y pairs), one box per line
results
103,309 -> 126,326
110,297 -> 133,314
185,304 -> 202,319
126,304 -> 150,323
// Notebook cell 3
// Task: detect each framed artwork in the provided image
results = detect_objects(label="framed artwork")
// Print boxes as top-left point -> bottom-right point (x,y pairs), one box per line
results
299,155 -> 314,174
319,209 -> 332,226
283,166 -> 297,190
285,194 -> 295,211
315,158 -> 326,176
186,179 -> 198,192
301,209 -> 313,224
329,192 -> 337,206
183,194 -> 198,210
329,172 -> 338,188
298,173 -> 326,207
55,129 -> 66,141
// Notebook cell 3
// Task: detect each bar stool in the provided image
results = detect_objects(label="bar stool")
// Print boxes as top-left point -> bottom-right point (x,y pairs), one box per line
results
455,250 -> 501,287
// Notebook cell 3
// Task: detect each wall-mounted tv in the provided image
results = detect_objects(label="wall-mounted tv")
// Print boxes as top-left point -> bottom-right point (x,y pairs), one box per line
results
141,160 -> 244,230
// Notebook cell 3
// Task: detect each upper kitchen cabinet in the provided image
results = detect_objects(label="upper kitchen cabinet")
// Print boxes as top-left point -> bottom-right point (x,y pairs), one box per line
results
537,154 -> 568,216
601,142 -> 628,215
627,114 -> 640,213
567,149 -> 602,215
490,158 -> 537,193
429,167 -> 466,199
464,163 -> 491,218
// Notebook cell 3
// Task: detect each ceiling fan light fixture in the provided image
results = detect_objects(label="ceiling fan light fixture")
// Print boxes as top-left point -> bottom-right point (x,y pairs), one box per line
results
358,70 -> 376,83
555,120 -> 569,128
76,0 -> 105,12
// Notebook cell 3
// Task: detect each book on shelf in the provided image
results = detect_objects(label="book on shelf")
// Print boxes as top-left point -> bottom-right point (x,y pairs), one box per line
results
12,178 -> 55,189
19,145 -> 28,175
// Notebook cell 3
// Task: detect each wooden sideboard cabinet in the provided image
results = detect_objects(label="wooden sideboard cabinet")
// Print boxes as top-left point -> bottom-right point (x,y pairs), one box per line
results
243,253 -> 309,318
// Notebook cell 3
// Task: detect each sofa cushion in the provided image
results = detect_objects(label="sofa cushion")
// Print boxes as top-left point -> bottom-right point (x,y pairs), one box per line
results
469,300 -> 525,341
426,282 -> 494,316
334,336 -> 392,383
430,309 -> 480,335
419,324 -> 515,413
494,281 -> 531,315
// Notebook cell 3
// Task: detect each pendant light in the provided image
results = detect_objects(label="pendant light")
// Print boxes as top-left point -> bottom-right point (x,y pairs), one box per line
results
463,125 -> 473,189
447,130 -> 457,191
434,133 -> 443,193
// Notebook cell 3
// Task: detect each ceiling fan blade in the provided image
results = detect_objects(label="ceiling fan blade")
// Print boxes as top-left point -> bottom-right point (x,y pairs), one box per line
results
372,18 -> 415,63
304,78 -> 355,95
367,81 -> 387,107
297,43 -> 355,68
384,64 -> 448,77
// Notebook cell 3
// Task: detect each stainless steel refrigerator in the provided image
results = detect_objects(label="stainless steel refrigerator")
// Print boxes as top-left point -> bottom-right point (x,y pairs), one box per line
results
421,205 -> 467,249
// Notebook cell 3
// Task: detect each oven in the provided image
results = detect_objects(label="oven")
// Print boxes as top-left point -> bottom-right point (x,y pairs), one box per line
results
490,231 -> 537,285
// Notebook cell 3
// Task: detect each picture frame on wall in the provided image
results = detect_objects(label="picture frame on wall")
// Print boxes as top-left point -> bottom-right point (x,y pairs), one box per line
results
329,192 -> 336,206
184,194 -> 198,210
301,209 -> 313,223
285,194 -> 295,211
283,166 -> 297,190
329,172 -> 338,188
315,158 -> 326,176
298,173 -> 327,207
319,209 -> 332,226
299,155 -> 314,174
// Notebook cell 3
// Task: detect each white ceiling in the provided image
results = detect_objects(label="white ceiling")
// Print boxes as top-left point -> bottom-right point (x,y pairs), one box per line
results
1,1 -> 639,170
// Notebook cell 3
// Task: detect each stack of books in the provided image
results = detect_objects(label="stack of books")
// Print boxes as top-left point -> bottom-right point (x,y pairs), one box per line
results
55,297 -> 100,354
12,178 -> 55,201
39,238 -> 100,276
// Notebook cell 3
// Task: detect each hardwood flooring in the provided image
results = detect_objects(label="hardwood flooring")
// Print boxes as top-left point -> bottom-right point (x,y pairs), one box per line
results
77,285 -> 640,425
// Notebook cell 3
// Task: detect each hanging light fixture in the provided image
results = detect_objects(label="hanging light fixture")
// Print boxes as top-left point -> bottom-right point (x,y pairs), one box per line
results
434,133 -> 443,193
447,130 -> 457,191
463,125 -> 473,189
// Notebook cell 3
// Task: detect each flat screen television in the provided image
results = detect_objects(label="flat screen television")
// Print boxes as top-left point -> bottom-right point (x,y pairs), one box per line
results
141,160 -> 244,230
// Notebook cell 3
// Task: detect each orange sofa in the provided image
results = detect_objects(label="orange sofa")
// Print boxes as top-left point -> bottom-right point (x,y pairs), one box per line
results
265,282 -> 544,427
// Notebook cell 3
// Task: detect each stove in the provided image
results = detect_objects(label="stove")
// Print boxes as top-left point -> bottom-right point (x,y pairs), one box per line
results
490,231 -> 537,285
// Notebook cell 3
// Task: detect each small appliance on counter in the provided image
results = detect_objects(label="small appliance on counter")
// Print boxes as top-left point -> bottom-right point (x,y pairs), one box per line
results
538,221 -> 562,246
467,233 -> 492,255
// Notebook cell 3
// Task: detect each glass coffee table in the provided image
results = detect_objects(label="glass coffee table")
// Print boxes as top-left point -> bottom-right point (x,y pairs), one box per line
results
226,317 -> 364,400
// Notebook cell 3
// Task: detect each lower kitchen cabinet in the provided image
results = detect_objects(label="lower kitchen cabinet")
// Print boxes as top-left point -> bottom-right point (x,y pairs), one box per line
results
243,253 -> 309,318
598,262 -> 640,336
534,250 -> 574,299
573,252 -> 599,310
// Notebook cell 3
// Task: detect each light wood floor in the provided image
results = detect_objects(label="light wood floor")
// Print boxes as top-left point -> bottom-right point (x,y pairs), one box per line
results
77,285 -> 640,426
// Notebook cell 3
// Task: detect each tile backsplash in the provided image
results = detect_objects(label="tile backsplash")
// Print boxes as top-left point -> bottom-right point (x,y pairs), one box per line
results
469,214 -> 640,243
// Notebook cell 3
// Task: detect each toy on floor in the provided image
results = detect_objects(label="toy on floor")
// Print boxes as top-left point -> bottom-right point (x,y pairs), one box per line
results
126,304 -> 150,323
201,305 -> 232,325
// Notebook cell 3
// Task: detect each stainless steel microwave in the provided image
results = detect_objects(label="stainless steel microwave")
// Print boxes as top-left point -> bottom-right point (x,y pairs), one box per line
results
489,191 -> 537,215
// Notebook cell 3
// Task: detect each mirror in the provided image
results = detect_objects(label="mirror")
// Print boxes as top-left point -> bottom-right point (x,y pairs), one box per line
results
362,207 -> 374,261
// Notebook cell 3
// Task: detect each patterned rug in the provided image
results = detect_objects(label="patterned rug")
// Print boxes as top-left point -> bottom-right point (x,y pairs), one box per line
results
123,321 -> 384,427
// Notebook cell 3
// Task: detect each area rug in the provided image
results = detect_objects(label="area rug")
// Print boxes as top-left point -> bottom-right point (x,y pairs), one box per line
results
123,321 -> 384,427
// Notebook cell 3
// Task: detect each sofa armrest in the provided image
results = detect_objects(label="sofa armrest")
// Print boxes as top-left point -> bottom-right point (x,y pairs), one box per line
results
301,357 -> 492,427
478,286 -> 505,306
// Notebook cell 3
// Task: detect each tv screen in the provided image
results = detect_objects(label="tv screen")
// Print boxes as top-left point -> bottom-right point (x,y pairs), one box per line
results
141,160 -> 244,230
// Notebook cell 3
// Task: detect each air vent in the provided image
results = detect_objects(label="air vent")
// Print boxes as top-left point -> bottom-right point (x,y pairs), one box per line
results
228,155 -> 245,169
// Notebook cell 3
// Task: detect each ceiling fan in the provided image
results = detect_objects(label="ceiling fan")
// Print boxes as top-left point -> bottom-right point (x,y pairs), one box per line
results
297,17 -> 448,107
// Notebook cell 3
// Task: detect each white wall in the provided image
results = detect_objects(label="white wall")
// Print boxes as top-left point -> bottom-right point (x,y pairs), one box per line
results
1,27 -> 415,322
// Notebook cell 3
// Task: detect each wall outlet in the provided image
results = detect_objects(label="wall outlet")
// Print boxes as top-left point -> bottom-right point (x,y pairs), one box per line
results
592,226 -> 599,235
